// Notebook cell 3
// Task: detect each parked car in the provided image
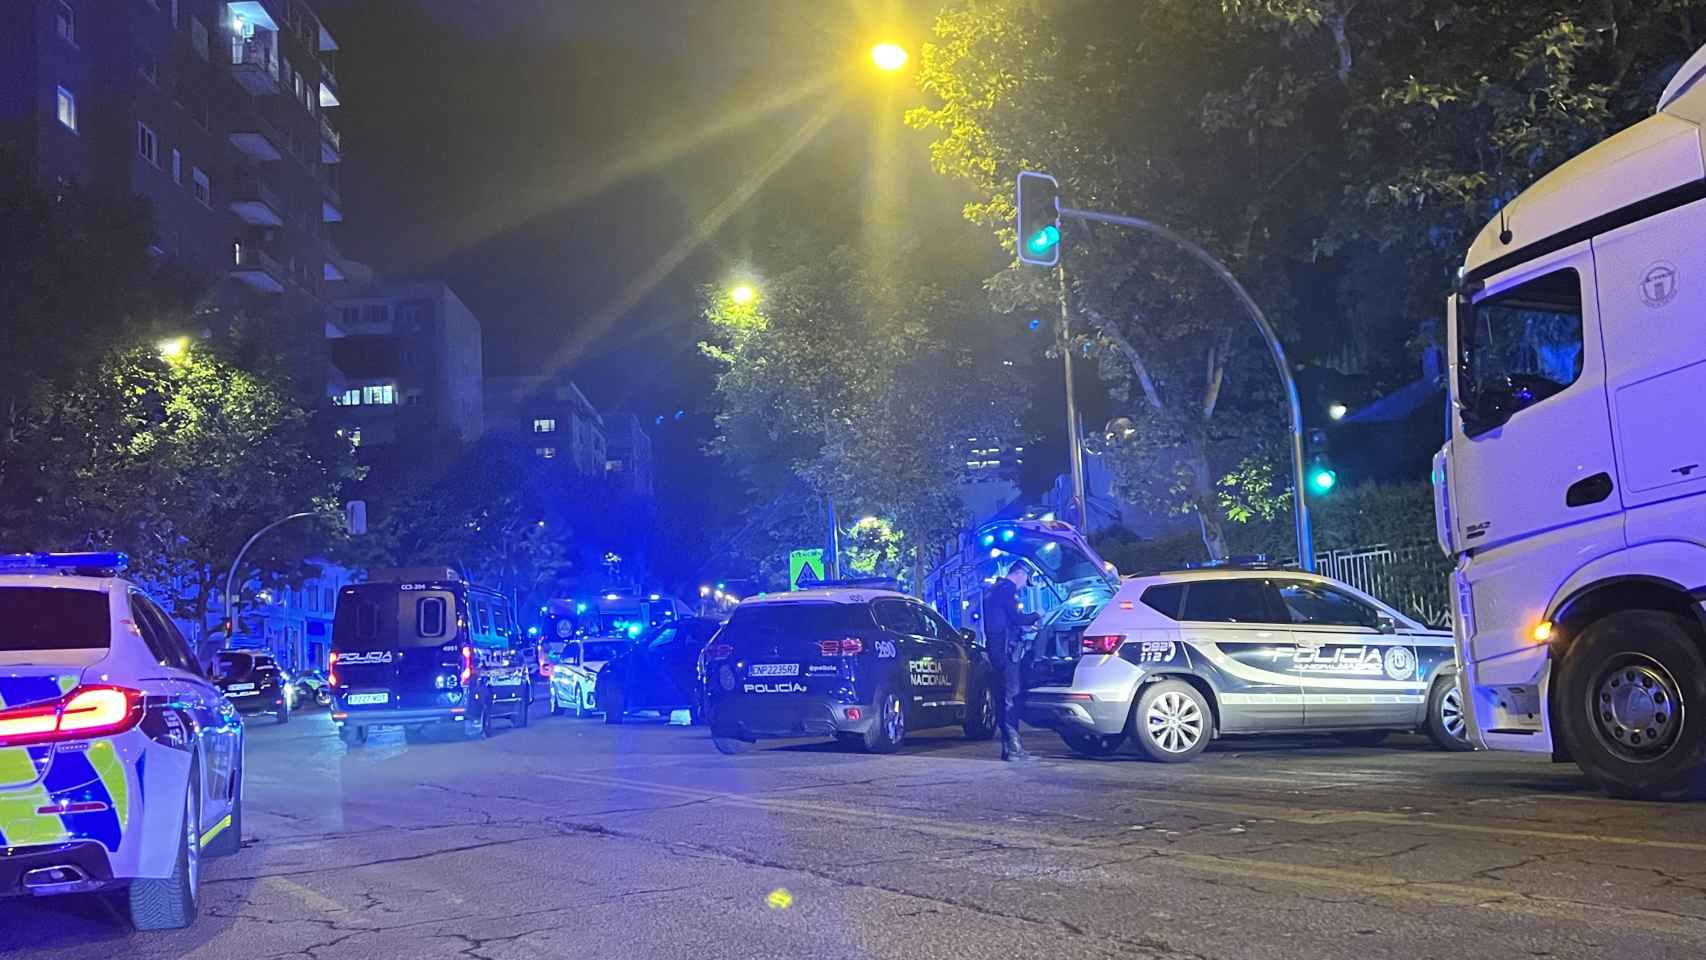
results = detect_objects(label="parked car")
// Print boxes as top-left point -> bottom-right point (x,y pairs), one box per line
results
993,521 -> 1467,761
547,637 -> 634,717
212,651 -> 292,725
597,617 -> 723,723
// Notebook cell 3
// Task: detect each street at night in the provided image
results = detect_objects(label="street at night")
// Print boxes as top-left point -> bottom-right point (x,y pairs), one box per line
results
8,702 -> 1705,959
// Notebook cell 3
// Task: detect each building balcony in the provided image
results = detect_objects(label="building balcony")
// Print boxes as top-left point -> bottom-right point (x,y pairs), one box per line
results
231,244 -> 286,293
229,33 -> 282,96
322,190 -> 343,223
229,175 -> 284,226
229,119 -> 285,162
319,114 -> 341,163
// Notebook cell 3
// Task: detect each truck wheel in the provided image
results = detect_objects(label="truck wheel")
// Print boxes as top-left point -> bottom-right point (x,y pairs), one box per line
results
129,759 -> 201,930
1425,674 -> 1473,751
1060,728 -> 1125,757
1557,610 -> 1706,801
463,699 -> 491,740
1130,680 -> 1211,762
859,687 -> 906,754
963,682 -> 997,741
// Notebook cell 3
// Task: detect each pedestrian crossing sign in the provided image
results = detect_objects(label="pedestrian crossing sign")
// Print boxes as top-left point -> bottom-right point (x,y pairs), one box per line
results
789,549 -> 826,591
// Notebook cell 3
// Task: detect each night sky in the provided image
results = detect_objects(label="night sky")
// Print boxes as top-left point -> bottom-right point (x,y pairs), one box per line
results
315,0 -> 1076,559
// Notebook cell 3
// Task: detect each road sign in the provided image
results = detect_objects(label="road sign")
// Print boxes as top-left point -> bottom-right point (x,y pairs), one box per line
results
789,549 -> 826,591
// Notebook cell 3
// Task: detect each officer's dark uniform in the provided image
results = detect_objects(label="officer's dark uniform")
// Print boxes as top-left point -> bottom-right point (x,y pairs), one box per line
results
983,576 -> 1040,759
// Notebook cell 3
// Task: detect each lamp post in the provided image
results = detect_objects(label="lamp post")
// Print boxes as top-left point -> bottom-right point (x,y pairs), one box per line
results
222,512 -> 317,644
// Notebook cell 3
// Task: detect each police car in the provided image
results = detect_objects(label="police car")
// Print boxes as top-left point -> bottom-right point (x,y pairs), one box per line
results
0,553 -> 244,930
993,521 -> 1467,760
703,584 -> 998,754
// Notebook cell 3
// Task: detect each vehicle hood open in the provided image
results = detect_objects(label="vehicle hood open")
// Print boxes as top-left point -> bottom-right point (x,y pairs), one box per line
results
973,519 -> 1118,597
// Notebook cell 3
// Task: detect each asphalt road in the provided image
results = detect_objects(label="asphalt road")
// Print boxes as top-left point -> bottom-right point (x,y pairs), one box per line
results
6,699 -> 1706,960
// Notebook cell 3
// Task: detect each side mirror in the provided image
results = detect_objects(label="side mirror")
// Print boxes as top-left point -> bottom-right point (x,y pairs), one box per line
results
959,627 -> 982,647
1376,614 -> 1398,635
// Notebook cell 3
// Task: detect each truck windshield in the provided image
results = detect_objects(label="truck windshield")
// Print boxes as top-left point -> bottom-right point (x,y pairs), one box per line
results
1460,268 -> 1585,430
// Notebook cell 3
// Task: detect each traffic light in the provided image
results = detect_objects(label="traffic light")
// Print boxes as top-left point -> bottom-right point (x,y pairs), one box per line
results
1016,171 -> 1061,267
1305,428 -> 1336,495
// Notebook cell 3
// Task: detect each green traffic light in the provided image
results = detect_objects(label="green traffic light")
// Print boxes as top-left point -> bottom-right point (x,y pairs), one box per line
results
1309,467 -> 1337,494
1027,225 -> 1059,254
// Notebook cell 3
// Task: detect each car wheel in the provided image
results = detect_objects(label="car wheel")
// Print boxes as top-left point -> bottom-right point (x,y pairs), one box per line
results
512,688 -> 531,728
713,736 -> 751,755
963,682 -> 997,741
338,723 -> 367,747
1426,674 -> 1474,751
316,688 -> 332,708
1334,729 -> 1391,748
860,686 -> 906,754
1556,610 -> 1706,801
1060,728 -> 1126,758
573,682 -> 590,719
204,762 -> 242,858
548,687 -> 565,716
602,685 -> 625,724
1130,680 -> 1211,763
463,697 -> 490,740
129,757 -> 201,930
277,701 -> 291,725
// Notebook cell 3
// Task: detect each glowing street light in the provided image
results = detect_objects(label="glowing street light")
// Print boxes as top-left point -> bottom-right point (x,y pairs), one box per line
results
870,42 -> 908,72
158,337 -> 188,360
1327,402 -> 1348,421
729,284 -> 757,305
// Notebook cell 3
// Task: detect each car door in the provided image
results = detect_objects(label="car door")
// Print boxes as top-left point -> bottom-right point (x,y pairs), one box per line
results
1174,578 -> 1303,733
631,625 -> 679,709
1272,578 -> 1423,729
133,594 -> 240,833
912,602 -> 971,723
872,599 -> 937,721
657,620 -> 711,709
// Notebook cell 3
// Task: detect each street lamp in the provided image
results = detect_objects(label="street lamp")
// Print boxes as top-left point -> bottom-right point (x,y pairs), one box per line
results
729,284 -> 757,305
1327,402 -> 1348,421
870,42 -> 908,72
158,337 -> 188,360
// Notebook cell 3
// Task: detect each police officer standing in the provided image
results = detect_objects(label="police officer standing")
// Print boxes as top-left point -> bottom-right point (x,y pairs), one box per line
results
983,559 -> 1041,762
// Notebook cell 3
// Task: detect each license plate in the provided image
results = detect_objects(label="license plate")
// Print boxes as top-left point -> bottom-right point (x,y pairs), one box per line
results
228,682 -> 255,692
229,690 -> 259,698
346,692 -> 389,705
748,663 -> 800,677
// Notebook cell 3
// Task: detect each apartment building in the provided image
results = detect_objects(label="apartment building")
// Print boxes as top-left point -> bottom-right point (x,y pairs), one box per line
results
325,282 -> 486,446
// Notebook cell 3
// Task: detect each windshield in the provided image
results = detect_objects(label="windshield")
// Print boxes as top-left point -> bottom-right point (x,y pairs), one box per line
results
567,640 -> 631,663
0,588 -> 110,651
1459,268 -> 1585,433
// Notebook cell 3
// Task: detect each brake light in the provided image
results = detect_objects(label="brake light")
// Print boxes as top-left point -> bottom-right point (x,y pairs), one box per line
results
817,638 -> 864,657
1082,634 -> 1124,655
0,685 -> 144,746
461,645 -> 474,683
540,662 -> 553,677
327,651 -> 340,688
706,643 -> 734,661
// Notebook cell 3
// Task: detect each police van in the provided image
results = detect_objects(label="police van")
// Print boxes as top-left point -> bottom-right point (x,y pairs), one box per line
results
704,584 -> 998,754
329,569 -> 531,745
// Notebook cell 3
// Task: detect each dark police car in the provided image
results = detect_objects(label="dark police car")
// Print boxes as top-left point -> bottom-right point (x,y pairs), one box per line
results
328,568 -> 531,745
597,616 -> 722,723
703,586 -> 997,754
211,650 -> 292,724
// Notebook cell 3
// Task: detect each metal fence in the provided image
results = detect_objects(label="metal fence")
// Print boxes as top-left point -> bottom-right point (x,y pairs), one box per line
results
1315,544 -> 1453,628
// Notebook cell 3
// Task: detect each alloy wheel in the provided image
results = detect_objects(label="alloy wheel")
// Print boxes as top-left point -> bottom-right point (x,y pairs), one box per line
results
1146,690 -> 1204,754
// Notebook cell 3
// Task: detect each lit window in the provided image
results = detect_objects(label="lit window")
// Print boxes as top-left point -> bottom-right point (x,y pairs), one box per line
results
191,167 -> 210,206
333,388 -> 360,406
55,87 -> 76,132
137,122 -> 159,166
191,16 -> 209,59
537,447 -> 557,459
361,384 -> 395,405
56,2 -> 74,44
533,418 -> 557,434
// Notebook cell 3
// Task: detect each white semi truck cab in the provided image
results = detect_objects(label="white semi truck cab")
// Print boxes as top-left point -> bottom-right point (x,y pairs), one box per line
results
1436,46 -> 1706,801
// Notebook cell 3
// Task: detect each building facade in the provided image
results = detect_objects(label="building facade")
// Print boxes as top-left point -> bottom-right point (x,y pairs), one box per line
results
602,412 -> 655,499
2,0 -> 361,364
484,374 -> 608,476
326,282 -> 486,445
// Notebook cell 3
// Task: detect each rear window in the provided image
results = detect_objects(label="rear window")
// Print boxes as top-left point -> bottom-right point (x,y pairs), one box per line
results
1180,580 -> 1277,624
721,602 -> 875,648
0,587 -> 110,651
334,585 -> 460,650
1139,584 -> 1185,619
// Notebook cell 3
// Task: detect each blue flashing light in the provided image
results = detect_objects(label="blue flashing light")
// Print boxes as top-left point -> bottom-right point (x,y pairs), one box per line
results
626,623 -> 642,638
980,534 -> 995,547
1027,317 -> 1041,332
527,626 -> 540,637
1000,529 -> 1016,542
0,551 -> 129,575
575,601 -> 589,614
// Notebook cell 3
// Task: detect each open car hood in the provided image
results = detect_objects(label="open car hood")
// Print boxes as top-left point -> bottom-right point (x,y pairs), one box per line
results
974,519 -> 1118,596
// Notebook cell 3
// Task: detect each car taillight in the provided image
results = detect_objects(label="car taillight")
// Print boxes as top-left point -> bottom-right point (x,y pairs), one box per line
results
0,686 -> 144,746
327,651 -> 339,688
540,662 -> 553,677
461,645 -> 474,683
1082,634 -> 1124,655
706,643 -> 734,661
817,638 -> 864,657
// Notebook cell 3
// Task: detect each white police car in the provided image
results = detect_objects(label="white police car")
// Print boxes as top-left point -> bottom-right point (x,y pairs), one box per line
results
0,553 -> 244,930
982,522 -> 1468,761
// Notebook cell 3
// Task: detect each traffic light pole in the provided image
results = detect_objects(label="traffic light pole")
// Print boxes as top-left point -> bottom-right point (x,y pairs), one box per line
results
1056,265 -> 1090,531
1057,206 -> 1314,572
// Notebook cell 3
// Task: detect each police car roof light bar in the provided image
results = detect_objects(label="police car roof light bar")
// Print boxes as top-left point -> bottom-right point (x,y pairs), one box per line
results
0,552 -> 129,576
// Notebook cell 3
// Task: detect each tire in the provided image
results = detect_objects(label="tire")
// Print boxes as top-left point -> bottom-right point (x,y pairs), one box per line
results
1060,728 -> 1126,758
204,761 -> 242,858
548,687 -> 565,716
129,758 -> 201,930
963,681 -> 997,741
602,685 -> 625,725
1555,610 -> 1706,801
277,702 -> 291,725
1334,730 -> 1391,748
316,688 -> 332,708
573,682 -> 589,720
859,686 -> 906,754
713,736 -> 751,755
338,724 -> 367,747
1426,673 -> 1474,752
1130,680 -> 1211,763
464,697 -> 491,740
511,688 -> 531,728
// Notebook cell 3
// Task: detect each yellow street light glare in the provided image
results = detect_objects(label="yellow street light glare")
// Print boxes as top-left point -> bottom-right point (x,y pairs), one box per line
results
870,43 -> 908,72
158,337 -> 188,359
729,284 -> 757,305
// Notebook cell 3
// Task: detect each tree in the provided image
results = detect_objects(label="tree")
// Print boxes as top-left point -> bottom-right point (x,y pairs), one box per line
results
701,239 -> 1029,588
15,328 -> 358,642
